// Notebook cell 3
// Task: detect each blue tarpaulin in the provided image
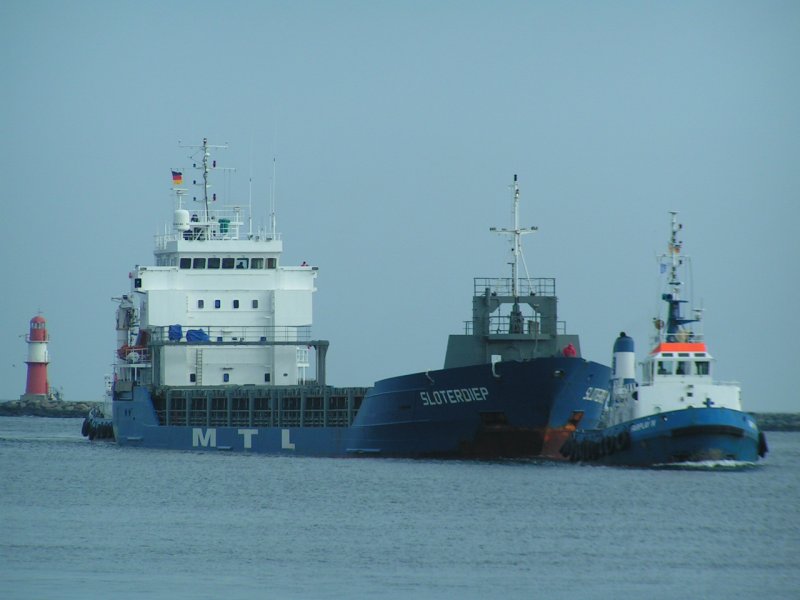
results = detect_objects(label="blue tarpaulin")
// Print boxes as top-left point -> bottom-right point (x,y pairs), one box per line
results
186,329 -> 210,342
168,325 -> 182,341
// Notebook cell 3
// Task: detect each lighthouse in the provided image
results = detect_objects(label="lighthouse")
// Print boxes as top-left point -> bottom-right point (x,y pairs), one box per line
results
20,315 -> 50,401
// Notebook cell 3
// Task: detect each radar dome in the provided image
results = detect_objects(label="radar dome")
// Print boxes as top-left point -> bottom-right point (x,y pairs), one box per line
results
174,209 -> 191,232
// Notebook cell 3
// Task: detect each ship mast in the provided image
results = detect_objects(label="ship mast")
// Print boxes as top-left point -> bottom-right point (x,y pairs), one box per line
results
490,174 -> 538,333
180,138 -> 228,222
667,211 -> 681,302
660,211 -> 698,341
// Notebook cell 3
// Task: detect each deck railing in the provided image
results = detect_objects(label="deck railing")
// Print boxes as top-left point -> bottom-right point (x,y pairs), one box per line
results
473,277 -> 556,297
150,325 -> 311,344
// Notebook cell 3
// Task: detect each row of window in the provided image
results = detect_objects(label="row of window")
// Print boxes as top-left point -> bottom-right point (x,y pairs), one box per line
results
189,373 -> 271,383
655,360 -> 710,376
179,257 -> 278,270
197,299 -> 259,309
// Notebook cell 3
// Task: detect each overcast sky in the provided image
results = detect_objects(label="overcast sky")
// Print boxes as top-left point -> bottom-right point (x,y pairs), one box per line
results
2,1 -> 798,412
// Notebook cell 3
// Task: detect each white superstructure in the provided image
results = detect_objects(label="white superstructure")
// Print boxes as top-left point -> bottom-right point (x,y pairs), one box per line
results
114,139 -> 321,390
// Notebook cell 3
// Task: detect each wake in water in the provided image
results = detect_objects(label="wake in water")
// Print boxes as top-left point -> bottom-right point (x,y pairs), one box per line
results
652,459 -> 761,471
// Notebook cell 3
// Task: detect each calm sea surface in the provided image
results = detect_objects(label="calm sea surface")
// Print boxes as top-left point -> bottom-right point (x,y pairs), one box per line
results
1,417 -> 798,599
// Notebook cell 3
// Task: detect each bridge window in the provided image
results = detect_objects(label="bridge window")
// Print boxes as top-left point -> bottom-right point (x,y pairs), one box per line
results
193,258 -> 206,269
251,258 -> 264,269
676,361 -> 688,375
207,257 -> 220,269
267,258 -> 277,269
179,258 -> 191,269
695,361 -> 710,375
235,258 -> 248,269
657,361 -> 674,375
222,258 -> 235,269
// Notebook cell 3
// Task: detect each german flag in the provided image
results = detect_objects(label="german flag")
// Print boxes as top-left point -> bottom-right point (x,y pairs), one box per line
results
172,170 -> 183,186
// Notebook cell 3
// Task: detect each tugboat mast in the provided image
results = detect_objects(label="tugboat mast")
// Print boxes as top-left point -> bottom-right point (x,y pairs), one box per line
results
667,210 -> 682,303
490,174 -> 538,333
660,211 -> 699,341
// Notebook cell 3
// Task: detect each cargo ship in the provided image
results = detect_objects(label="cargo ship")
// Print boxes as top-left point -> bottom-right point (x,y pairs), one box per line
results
110,139 -> 610,457
561,212 -> 767,466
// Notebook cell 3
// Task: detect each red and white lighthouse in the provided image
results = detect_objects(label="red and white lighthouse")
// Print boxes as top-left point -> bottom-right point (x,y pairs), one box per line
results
21,315 -> 50,401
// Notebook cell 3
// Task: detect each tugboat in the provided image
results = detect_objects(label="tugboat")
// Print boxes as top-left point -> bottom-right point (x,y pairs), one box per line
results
561,212 -> 767,467
109,140 -> 609,457
81,376 -> 115,441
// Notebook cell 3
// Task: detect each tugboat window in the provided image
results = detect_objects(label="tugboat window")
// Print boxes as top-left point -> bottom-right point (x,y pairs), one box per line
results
193,258 -> 206,269
179,258 -> 191,269
696,361 -> 710,375
207,257 -> 220,269
267,258 -> 277,269
222,258 -> 235,269
251,258 -> 264,269
676,362 -> 687,375
235,258 -> 248,269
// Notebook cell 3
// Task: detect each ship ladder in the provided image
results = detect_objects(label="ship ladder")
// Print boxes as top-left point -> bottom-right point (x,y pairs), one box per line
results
195,349 -> 203,385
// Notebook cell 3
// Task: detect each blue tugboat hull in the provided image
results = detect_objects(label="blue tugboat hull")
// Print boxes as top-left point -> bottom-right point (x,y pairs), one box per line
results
563,407 -> 765,467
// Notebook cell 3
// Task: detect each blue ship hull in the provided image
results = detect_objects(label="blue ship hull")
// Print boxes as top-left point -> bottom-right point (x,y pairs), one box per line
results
561,407 -> 767,467
113,357 -> 610,458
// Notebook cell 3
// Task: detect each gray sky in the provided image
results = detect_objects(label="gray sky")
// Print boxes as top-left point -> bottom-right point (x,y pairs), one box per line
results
2,1 -> 798,412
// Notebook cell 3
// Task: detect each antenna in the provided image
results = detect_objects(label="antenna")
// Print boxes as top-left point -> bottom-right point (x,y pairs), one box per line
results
248,138 -> 253,238
270,157 -> 277,239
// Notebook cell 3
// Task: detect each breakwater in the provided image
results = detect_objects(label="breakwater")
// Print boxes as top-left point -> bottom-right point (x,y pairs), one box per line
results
0,397 -> 102,418
750,413 -> 800,432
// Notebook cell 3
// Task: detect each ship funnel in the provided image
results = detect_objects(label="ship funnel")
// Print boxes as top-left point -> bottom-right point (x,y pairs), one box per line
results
612,331 -> 636,385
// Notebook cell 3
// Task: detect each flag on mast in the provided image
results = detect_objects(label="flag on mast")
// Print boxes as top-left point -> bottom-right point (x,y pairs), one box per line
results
172,170 -> 183,186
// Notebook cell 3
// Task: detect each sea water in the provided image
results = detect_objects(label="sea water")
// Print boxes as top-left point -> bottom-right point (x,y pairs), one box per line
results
1,417 -> 797,600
